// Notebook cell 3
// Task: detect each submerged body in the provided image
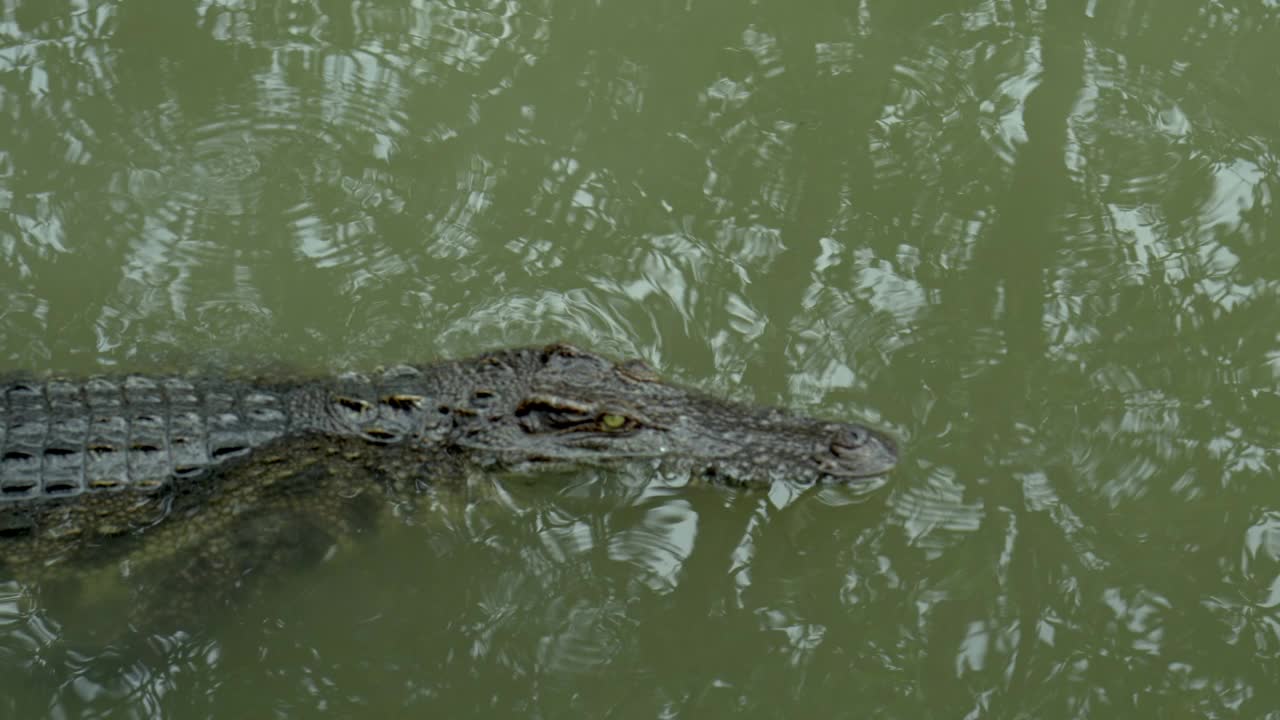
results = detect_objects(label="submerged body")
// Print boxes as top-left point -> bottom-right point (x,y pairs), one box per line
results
0,343 -> 895,623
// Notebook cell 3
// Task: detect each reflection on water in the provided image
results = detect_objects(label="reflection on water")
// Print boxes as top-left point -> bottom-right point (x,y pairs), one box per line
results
1,472 -> 892,717
3,0 -> 1280,716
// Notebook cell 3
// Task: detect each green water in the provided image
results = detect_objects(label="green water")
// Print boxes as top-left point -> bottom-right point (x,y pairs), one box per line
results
3,0 -> 1279,716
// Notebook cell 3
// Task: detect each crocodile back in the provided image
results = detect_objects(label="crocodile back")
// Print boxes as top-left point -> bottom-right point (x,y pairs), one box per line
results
1,376 -> 296,503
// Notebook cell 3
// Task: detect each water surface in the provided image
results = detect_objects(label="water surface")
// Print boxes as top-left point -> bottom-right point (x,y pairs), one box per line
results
2,0 -> 1279,717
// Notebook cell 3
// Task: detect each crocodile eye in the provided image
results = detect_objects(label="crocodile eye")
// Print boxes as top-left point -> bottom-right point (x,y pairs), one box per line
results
834,426 -> 868,449
600,413 -> 628,430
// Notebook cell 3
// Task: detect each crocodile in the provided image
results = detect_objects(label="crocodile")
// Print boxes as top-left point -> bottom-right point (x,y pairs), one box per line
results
0,343 -> 896,627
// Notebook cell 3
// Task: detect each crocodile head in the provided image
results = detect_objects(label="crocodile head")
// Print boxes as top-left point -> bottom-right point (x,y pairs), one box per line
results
443,343 -> 897,487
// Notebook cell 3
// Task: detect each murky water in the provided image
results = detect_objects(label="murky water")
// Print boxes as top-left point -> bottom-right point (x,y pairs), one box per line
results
2,0 -> 1279,716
